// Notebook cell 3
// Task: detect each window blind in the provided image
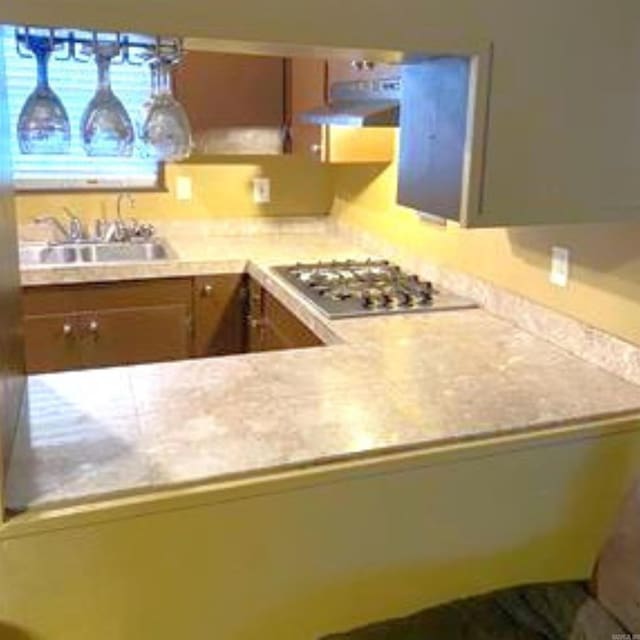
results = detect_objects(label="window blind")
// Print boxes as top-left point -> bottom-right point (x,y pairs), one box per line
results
1,27 -> 160,190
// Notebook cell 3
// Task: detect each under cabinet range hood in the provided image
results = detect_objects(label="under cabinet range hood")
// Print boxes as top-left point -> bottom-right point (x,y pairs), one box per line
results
299,77 -> 402,127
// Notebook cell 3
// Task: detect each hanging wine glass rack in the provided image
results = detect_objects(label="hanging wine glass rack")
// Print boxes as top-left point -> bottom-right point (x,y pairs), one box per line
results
12,26 -> 192,159
14,27 -> 184,68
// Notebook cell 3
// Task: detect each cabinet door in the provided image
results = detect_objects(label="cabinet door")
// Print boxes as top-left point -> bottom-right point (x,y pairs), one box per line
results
397,58 -> 471,220
192,274 -> 246,357
79,305 -> 190,369
258,321 -> 290,352
263,290 -> 323,349
247,281 -> 323,352
23,314 -> 83,374
23,279 -> 193,372
175,51 -> 285,131
246,278 -> 265,352
287,57 -> 327,159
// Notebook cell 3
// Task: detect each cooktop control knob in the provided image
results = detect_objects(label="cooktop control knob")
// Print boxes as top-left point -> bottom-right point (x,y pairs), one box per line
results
398,291 -> 412,307
419,289 -> 433,304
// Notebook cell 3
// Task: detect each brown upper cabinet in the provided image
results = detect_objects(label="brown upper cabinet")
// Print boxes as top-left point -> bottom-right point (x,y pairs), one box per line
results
286,57 -> 396,164
175,49 -> 395,163
174,51 -> 285,130
174,51 -> 286,155
286,57 -> 327,159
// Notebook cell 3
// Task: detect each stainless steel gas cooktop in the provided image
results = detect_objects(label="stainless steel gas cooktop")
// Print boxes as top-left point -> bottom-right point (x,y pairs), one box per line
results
274,259 -> 477,319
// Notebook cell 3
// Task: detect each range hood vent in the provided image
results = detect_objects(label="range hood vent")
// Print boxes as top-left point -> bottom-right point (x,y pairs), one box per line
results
299,77 -> 401,127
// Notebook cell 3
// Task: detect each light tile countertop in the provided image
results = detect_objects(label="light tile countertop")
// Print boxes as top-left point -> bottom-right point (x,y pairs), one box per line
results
10,222 -> 640,511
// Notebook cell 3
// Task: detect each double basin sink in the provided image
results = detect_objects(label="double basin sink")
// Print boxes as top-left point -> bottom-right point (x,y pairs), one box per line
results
19,239 -> 174,266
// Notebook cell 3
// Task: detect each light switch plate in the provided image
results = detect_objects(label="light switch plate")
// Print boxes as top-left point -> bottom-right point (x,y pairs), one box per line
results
176,176 -> 192,201
550,246 -> 570,287
252,177 -> 271,204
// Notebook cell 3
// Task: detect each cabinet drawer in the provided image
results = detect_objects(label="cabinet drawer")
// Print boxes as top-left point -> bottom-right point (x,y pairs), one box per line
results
23,279 -> 192,315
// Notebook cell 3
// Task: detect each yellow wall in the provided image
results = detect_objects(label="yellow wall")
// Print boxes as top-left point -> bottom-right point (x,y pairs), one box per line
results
15,157 -> 332,224
1,421 -> 639,640
332,135 -> 640,346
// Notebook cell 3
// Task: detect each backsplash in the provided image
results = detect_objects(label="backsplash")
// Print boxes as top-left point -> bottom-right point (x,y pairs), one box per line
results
15,156 -> 332,226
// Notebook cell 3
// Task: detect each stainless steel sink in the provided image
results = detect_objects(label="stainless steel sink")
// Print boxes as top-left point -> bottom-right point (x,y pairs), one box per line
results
80,241 -> 173,263
19,239 -> 175,266
19,244 -> 79,265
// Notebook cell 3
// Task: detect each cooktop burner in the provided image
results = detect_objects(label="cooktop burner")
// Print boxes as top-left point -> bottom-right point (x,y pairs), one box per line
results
274,259 -> 476,318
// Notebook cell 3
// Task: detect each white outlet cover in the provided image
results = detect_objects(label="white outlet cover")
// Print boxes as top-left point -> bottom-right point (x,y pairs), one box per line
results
252,177 -> 271,204
176,176 -> 192,201
550,246 -> 570,287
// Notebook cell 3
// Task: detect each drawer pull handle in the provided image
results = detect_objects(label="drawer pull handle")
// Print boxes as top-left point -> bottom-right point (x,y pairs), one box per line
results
202,284 -> 214,296
88,320 -> 99,334
62,322 -> 73,337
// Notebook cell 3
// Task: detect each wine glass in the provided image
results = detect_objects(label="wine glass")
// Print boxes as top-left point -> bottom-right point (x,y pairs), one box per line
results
80,42 -> 134,157
139,56 -> 192,162
17,35 -> 71,154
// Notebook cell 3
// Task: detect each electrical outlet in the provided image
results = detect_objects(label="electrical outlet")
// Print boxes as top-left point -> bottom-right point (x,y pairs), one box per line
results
550,246 -> 570,287
252,177 -> 271,204
176,176 -> 192,201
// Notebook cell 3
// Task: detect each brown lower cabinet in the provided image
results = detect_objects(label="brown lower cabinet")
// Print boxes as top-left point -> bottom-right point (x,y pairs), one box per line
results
247,278 -> 323,352
22,279 -> 193,373
192,274 -> 247,357
23,274 -> 323,374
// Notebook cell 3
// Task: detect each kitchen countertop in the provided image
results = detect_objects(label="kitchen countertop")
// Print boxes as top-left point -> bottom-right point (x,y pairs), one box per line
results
9,229 -> 640,511
19,228 -> 368,287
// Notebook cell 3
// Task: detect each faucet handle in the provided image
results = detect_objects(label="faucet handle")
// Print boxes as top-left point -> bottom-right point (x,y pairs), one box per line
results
94,218 -> 107,242
33,214 -> 70,244
137,223 -> 155,240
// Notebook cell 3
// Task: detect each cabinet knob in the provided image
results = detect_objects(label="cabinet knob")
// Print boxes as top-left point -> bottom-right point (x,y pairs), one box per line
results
249,318 -> 262,329
310,144 -> 322,156
62,322 -> 73,337
202,284 -> 214,297
88,320 -> 99,334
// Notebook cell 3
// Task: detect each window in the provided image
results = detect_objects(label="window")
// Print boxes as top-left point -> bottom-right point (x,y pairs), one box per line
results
1,27 -> 160,191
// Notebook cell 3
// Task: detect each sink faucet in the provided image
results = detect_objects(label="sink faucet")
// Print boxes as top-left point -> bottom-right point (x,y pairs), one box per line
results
116,193 -> 135,222
63,207 -> 85,242
34,209 -> 85,244
33,215 -> 69,242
